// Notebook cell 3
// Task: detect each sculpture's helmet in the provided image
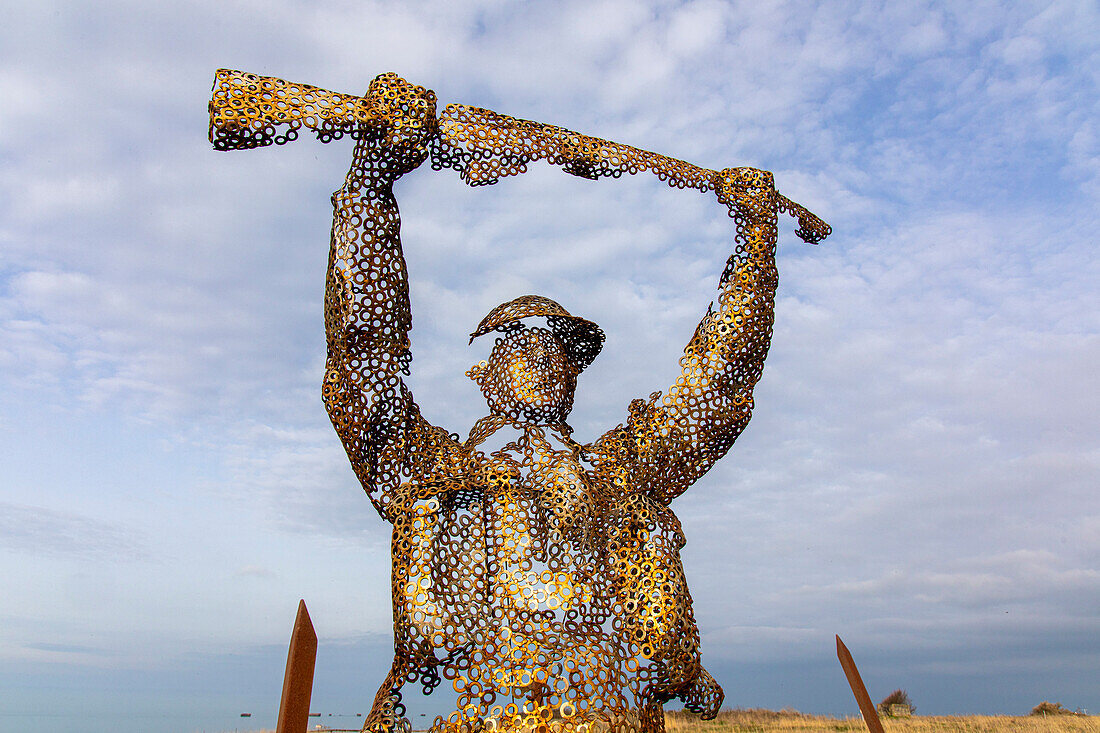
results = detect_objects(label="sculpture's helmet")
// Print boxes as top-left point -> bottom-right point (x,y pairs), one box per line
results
469,295 -> 605,371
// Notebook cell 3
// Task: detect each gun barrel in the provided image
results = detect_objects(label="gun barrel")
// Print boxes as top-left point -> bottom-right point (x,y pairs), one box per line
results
209,69 -> 382,151
207,69 -> 830,244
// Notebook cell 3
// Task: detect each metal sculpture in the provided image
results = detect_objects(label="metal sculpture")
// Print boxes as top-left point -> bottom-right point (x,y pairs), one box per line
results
209,69 -> 830,733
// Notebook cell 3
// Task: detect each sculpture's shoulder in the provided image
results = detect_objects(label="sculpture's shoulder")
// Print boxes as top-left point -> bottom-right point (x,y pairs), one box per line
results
380,440 -> 483,518
579,425 -> 643,501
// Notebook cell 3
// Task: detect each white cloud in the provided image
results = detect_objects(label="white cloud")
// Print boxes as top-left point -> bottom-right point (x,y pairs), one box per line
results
0,502 -> 147,560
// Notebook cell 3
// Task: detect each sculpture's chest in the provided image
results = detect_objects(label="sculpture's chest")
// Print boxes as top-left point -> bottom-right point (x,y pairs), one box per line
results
473,447 -> 604,528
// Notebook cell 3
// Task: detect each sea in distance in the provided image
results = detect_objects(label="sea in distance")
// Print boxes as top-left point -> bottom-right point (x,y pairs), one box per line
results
0,710 -> 380,733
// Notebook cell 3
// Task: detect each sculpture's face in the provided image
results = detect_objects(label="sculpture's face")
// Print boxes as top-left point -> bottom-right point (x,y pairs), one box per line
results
469,326 -> 580,423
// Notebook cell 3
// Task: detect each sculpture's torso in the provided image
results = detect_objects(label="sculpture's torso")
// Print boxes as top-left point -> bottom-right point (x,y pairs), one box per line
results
392,424 -> 685,733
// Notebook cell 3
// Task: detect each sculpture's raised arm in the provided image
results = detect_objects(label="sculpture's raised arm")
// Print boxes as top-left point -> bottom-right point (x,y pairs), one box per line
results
322,76 -> 472,519
588,168 -> 823,505
210,71 -> 463,518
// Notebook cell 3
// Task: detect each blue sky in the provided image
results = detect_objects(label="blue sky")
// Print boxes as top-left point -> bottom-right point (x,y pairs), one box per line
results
1,1 -> 1098,731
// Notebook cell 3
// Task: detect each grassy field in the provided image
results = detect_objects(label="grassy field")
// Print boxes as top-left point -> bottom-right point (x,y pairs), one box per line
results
664,709 -> 1100,733
241,711 -> 1100,733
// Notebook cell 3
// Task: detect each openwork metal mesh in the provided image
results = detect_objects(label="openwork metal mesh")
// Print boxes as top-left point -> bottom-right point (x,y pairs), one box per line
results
210,69 -> 830,733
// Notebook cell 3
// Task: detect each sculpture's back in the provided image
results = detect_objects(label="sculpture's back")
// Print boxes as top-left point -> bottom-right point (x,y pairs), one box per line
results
210,69 -> 829,733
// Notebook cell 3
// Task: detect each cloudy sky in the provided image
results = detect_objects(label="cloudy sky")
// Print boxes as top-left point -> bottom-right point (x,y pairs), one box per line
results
1,1 -> 1098,731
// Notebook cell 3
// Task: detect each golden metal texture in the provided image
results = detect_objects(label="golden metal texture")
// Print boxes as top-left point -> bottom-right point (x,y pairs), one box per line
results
210,69 -> 831,733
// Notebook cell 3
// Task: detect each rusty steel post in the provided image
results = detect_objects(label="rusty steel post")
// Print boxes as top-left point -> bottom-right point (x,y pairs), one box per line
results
836,635 -> 886,733
276,599 -> 317,733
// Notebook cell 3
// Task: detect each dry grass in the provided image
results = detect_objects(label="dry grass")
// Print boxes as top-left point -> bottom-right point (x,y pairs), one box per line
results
236,713 -> 1100,733
665,709 -> 1100,733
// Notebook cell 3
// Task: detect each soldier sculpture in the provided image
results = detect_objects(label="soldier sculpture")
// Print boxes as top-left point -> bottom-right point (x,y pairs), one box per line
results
209,70 -> 830,733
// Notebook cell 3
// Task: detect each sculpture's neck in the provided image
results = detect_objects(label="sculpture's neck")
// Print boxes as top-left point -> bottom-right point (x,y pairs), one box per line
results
464,414 -> 582,463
